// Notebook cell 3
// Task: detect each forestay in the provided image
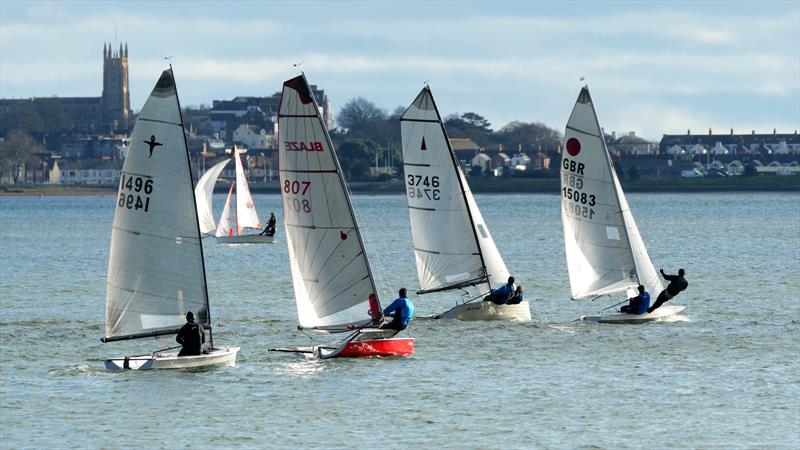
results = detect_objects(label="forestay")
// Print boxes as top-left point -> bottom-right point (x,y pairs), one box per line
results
195,158 -> 230,235
278,74 -> 380,330
400,87 -> 509,294
104,69 -> 209,341
560,86 -> 662,299
233,148 -> 260,233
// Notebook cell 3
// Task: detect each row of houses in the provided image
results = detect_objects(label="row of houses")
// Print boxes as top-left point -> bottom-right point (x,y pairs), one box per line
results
659,129 -> 800,156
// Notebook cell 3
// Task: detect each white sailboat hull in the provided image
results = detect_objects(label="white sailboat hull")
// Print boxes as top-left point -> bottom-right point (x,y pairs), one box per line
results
581,305 -> 686,324
437,300 -> 531,321
215,234 -> 274,244
104,346 -> 239,370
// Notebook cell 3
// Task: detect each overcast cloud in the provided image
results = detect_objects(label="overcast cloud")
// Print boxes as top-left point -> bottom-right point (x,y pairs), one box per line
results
1,0 -> 797,139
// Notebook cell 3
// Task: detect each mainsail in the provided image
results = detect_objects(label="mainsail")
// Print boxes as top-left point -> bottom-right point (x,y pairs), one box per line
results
195,158 -> 230,235
233,148 -> 260,233
278,74 -> 380,329
400,87 -> 509,294
104,69 -> 209,341
560,86 -> 663,300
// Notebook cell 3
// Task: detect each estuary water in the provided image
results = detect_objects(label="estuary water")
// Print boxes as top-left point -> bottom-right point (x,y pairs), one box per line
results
1,192 -> 798,449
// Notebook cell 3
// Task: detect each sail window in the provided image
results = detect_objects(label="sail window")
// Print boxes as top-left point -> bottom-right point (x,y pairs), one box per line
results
477,224 -> 489,239
606,226 -> 620,240
445,272 -> 471,283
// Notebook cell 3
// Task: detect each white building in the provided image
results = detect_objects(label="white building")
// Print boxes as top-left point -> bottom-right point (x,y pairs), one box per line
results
233,124 -> 274,149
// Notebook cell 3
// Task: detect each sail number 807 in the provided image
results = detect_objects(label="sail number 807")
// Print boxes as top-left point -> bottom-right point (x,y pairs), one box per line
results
117,174 -> 153,212
407,174 -> 440,201
283,180 -> 312,213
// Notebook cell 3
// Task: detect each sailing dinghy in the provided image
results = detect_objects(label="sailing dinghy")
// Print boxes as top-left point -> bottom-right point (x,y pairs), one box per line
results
102,68 -> 239,369
400,87 -> 530,321
195,146 -> 273,244
268,74 -> 414,358
560,86 -> 685,324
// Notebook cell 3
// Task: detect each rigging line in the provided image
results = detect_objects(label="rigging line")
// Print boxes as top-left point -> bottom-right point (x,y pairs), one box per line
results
599,298 -> 630,312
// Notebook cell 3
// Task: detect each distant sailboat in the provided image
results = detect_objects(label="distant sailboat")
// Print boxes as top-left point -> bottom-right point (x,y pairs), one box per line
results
268,74 -> 414,358
102,68 -> 239,369
560,86 -> 685,323
195,146 -> 274,244
400,87 -> 530,321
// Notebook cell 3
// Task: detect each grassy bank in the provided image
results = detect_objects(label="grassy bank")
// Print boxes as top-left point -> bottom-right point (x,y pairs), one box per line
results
2,175 -> 798,196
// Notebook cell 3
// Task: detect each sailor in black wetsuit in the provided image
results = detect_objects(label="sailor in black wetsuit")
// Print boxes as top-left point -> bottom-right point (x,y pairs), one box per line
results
648,269 -> 688,313
176,311 -> 206,356
260,212 -> 277,236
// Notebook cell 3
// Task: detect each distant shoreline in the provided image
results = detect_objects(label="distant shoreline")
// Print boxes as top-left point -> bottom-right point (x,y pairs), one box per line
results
2,176 -> 798,196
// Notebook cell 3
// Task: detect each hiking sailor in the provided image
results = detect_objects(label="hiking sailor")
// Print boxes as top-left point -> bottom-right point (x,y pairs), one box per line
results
648,269 -> 688,313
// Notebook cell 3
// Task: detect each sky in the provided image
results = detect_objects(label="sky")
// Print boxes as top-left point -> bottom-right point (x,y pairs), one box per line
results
1,0 -> 798,140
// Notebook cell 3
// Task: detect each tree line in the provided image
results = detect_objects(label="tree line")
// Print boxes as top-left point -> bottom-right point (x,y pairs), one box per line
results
329,97 -> 562,181
0,95 -> 563,183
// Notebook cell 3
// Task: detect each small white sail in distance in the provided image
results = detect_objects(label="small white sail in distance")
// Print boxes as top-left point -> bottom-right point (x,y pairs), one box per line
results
195,158 -> 230,235
194,147 -> 261,237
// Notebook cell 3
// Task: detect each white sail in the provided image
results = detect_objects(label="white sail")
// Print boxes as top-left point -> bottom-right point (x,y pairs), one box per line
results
104,69 -> 209,341
614,168 -> 665,297
194,158 -> 230,235
278,74 -> 380,329
233,147 -> 261,233
400,87 -> 508,294
215,183 -> 234,237
560,86 -> 651,299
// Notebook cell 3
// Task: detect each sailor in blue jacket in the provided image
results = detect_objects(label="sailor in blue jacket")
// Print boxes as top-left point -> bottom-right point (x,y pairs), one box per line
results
381,288 -> 414,331
484,276 -> 516,304
620,285 -> 650,315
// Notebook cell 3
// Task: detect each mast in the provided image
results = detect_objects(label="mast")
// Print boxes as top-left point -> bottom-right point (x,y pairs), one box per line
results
172,66 -> 213,348
428,88 -> 491,289
307,73 -> 382,308
586,85 -> 637,286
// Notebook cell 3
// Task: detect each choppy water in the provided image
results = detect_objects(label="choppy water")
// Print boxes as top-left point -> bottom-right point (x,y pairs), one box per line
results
1,192 -> 798,449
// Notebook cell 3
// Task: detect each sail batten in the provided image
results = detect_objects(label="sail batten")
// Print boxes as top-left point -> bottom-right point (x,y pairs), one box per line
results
104,69 -> 209,341
279,74 -> 380,329
560,86 -> 663,300
401,87 -> 509,295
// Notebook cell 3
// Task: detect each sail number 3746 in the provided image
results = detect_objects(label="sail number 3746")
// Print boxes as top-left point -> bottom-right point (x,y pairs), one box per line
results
407,174 -> 441,201
118,174 -> 153,212
284,180 -> 312,213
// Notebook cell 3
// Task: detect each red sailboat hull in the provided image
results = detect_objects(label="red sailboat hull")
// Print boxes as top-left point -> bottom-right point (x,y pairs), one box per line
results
337,337 -> 415,357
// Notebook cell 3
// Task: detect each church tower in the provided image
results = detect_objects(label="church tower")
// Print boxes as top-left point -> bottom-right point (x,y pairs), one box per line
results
102,42 -> 131,132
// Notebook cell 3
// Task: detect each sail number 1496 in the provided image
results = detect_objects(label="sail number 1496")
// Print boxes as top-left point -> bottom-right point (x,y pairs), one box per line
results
118,173 -> 153,212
